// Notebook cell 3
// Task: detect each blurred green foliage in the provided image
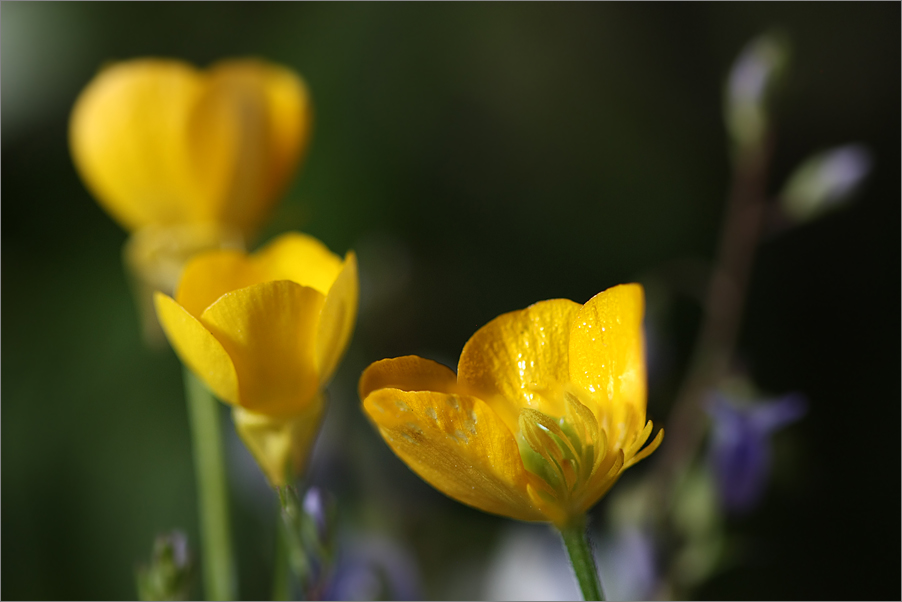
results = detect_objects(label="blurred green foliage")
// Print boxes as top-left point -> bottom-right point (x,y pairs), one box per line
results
2,3 -> 898,600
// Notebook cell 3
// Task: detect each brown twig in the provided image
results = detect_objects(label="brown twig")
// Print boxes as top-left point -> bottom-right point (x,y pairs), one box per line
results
651,137 -> 774,501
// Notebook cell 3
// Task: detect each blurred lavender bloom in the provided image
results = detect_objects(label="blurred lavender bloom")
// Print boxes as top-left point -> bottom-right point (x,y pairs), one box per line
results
724,31 -> 790,151
727,42 -> 771,108
320,534 -> 421,601
303,487 -> 330,543
597,527 -> 659,601
780,144 -> 873,221
136,530 -> 193,601
484,522 -> 658,601
483,524 -> 579,601
707,393 -> 807,515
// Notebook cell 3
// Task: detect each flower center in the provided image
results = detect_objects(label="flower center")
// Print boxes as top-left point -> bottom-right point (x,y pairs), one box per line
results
516,384 -> 603,508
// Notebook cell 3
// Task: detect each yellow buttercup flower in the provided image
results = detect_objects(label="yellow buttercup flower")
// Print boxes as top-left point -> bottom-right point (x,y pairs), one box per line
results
155,232 -> 358,486
70,58 -> 313,344
70,57 -> 312,239
360,284 -> 662,527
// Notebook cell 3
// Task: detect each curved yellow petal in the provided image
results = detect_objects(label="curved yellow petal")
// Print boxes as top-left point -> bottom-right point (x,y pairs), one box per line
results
153,292 -> 239,405
200,280 -> 324,415
125,223 -> 243,347
183,70 -> 248,229
205,60 -> 312,239
363,389 -> 542,522
569,283 -> 647,423
71,59 -> 311,238
578,449 -> 626,516
175,250 -> 262,318
358,356 -> 458,401
70,60 -> 207,231
625,425 -> 664,469
316,252 -> 359,386
253,232 -> 344,295
457,299 -> 582,431
233,396 -> 324,487
175,231 -> 347,319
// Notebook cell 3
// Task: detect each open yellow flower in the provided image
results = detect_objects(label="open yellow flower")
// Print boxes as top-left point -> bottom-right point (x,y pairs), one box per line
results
360,284 -> 662,527
155,232 -> 358,486
70,57 -> 311,239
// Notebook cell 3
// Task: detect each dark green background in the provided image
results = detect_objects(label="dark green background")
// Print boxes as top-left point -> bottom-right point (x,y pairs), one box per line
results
3,3 -> 899,600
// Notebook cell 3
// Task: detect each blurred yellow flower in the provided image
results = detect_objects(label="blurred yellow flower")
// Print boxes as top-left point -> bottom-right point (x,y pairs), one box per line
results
70,57 -> 312,239
360,284 -> 662,527
155,232 -> 358,486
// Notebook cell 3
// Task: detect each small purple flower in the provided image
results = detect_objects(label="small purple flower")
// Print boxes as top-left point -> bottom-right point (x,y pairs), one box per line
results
598,527 -> 659,601
727,43 -> 772,108
320,534 -> 421,601
724,31 -> 789,150
780,144 -> 873,221
303,487 -> 331,543
706,392 -> 806,515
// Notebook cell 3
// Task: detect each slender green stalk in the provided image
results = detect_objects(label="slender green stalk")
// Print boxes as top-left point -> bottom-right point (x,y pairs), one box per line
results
184,367 -> 236,600
559,517 -> 604,601
271,521 -> 290,601
277,486 -> 312,591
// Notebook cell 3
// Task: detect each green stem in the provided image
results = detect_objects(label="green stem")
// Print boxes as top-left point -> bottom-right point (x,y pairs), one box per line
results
272,519 -> 290,601
184,367 -> 236,601
278,486 -> 312,592
559,517 -> 604,601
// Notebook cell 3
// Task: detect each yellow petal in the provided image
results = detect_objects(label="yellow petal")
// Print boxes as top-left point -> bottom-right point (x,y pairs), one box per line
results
232,397 -> 324,487
205,60 -> 312,239
578,449 -> 626,516
200,281 -> 324,415
70,60 -> 208,231
125,223 -> 244,347
363,388 -> 542,522
457,299 -> 582,432
358,356 -> 458,401
174,231 -> 346,319
625,426 -> 664,468
253,232 -> 345,295
70,59 -> 311,238
183,70 -> 249,229
315,252 -> 359,386
175,250 -> 263,318
154,292 -> 239,404
568,284 -> 647,423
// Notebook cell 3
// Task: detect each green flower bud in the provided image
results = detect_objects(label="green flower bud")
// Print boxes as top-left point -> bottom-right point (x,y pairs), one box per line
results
136,531 -> 193,601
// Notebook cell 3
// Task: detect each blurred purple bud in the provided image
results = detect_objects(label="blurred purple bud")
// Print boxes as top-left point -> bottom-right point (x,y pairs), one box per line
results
484,525 -> 579,601
728,44 -> 771,108
164,530 -> 190,570
137,530 -> 193,601
706,393 -> 806,515
724,32 -> 790,151
322,535 -> 421,601
599,527 -> 658,601
303,487 -> 328,541
781,144 -> 873,221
